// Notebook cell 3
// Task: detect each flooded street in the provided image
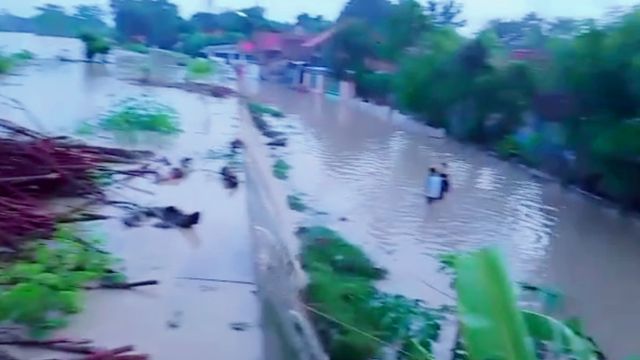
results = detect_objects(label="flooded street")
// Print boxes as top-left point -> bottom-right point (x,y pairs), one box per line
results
249,82 -> 640,359
3,31 -> 640,359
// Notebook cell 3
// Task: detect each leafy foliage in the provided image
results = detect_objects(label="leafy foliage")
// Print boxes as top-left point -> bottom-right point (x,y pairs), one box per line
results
272,159 -> 291,180
91,97 -> 180,134
287,194 -> 307,212
0,226 -> 120,337
454,248 -> 601,360
79,32 -> 111,61
186,58 -> 216,78
297,226 -> 441,360
248,102 -> 284,118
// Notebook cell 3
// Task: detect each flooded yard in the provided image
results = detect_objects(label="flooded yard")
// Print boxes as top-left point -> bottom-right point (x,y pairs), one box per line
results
1,32 -> 262,359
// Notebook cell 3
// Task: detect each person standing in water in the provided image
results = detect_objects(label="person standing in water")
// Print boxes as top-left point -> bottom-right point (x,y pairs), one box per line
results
426,167 -> 443,203
440,162 -> 450,194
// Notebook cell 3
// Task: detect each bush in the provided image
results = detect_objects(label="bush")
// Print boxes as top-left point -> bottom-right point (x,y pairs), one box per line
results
272,159 -> 291,180
0,55 -> 12,74
79,32 -> 111,61
296,226 -> 442,360
248,102 -> 284,118
496,135 -> 520,158
287,194 -> 307,212
96,97 -> 180,134
187,58 -> 215,77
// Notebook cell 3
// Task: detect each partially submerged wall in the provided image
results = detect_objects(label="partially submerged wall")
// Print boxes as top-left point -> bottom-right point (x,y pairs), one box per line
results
238,96 -> 328,360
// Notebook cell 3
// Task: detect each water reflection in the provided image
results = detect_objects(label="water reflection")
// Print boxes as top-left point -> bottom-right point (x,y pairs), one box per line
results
252,81 -> 640,359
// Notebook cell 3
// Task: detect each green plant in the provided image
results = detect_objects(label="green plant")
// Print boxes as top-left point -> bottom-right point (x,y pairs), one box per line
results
79,32 -> 111,61
496,135 -> 520,159
455,247 -> 599,360
11,50 -> 35,61
97,96 -> 180,134
0,54 -> 12,74
187,58 -> 215,78
287,194 -> 307,212
0,226 -> 122,337
298,226 -> 441,360
248,102 -> 285,118
272,159 -> 291,180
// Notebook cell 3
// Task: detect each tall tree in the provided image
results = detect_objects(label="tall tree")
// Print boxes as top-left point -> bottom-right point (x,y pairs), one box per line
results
110,0 -> 182,48
426,0 -> 466,28
338,0 -> 392,27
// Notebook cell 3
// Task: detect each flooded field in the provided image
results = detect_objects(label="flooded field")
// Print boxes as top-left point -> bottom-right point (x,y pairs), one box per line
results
248,82 -> 640,359
1,32 -> 262,359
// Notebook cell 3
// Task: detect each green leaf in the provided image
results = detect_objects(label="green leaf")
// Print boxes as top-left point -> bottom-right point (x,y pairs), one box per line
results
522,310 -> 598,360
455,247 -> 536,360
57,290 -> 82,314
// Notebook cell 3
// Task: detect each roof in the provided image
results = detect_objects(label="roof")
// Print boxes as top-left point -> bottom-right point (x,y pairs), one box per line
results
254,32 -> 283,52
302,27 -> 338,48
237,41 -> 255,54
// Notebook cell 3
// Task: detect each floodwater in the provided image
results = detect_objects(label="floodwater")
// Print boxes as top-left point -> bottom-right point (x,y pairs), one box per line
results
1,32 -> 262,360
248,82 -> 640,359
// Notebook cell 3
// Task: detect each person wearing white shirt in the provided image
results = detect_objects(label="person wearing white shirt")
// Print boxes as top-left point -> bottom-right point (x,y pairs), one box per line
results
425,167 -> 443,203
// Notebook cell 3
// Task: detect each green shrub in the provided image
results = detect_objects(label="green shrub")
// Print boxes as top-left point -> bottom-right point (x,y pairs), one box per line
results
248,102 -> 285,118
0,55 -> 12,74
496,135 -> 520,159
187,58 -> 215,77
11,50 -> 35,61
297,226 -> 441,360
96,97 -> 180,134
272,159 -> 291,180
287,194 -> 307,212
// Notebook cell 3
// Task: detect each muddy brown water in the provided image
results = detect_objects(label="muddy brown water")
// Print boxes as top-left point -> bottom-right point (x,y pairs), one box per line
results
1,33 -> 262,360
247,82 -> 640,359
3,32 -> 640,359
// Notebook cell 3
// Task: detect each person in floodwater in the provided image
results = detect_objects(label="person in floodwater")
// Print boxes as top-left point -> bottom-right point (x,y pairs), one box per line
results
440,162 -> 450,194
426,167 -> 443,203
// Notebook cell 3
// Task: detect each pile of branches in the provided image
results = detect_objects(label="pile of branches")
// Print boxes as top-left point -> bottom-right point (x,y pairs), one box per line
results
0,119 -> 152,248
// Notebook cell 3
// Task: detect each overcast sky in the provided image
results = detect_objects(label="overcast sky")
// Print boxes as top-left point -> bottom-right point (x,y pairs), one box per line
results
2,0 -> 638,33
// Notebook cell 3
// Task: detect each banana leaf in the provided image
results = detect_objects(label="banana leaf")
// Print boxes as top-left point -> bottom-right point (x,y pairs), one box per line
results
455,247 -> 536,360
522,310 -> 597,360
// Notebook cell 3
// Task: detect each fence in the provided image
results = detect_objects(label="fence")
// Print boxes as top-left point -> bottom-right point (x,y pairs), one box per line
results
239,97 -> 328,360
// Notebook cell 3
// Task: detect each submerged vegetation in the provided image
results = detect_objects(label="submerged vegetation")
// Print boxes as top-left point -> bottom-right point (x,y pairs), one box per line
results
0,50 -> 35,74
248,102 -> 285,118
78,97 -> 180,134
287,194 -> 307,212
297,226 -> 441,360
0,226 -> 123,337
272,159 -> 291,180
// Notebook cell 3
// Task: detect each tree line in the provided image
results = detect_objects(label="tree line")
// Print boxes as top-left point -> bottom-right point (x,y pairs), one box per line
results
332,0 -> 640,209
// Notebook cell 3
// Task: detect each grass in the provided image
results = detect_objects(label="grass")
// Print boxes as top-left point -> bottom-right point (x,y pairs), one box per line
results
11,50 -> 35,61
121,42 -> 149,54
297,226 -> 441,360
273,159 -> 291,180
248,102 -> 285,118
287,194 -> 307,212
95,97 -> 180,134
187,58 -> 215,78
